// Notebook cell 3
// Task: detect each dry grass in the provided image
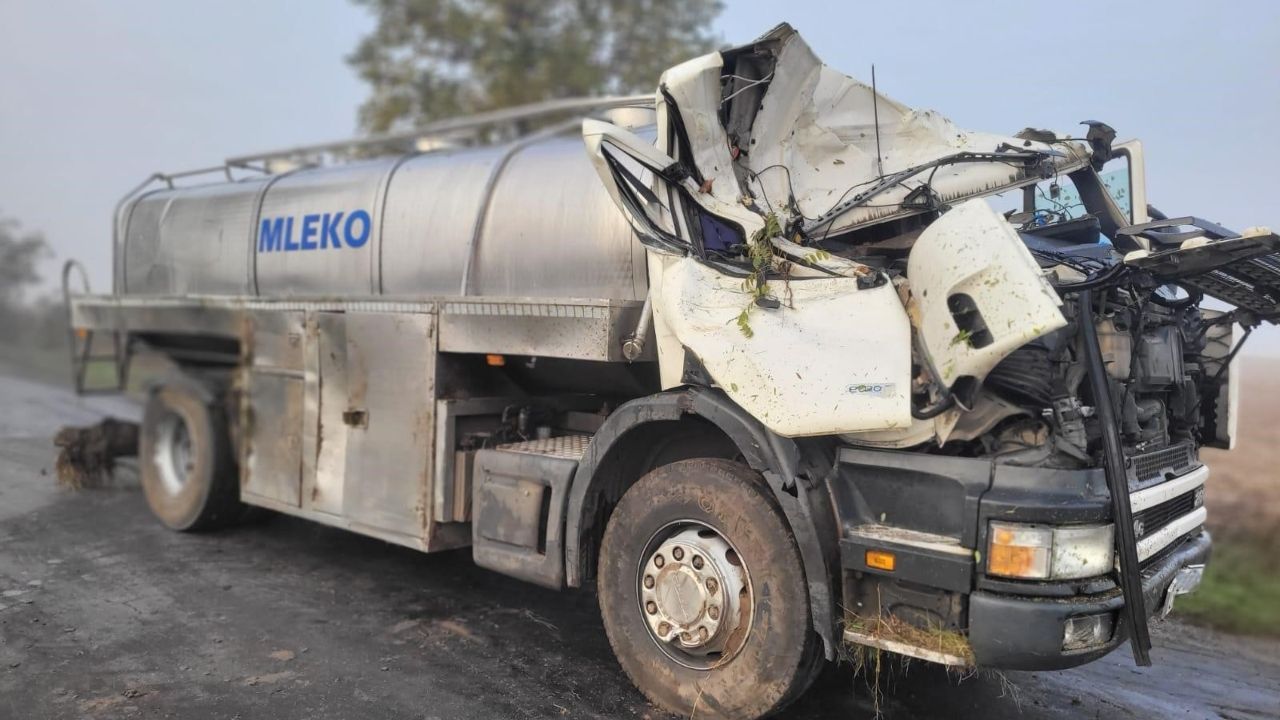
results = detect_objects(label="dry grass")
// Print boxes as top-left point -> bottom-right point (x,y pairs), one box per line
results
842,613 -> 976,718
846,614 -> 975,666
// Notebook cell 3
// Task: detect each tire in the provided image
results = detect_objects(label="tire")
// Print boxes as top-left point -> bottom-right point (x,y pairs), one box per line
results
139,375 -> 242,531
598,458 -> 822,719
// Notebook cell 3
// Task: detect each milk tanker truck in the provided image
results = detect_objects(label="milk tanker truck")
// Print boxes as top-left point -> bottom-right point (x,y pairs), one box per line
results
65,25 -> 1279,719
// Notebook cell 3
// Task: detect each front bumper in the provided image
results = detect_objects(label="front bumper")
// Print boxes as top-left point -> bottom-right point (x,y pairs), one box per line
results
967,530 -> 1212,670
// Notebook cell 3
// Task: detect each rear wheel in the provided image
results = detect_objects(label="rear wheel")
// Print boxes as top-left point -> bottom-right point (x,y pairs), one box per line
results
597,458 -> 822,719
139,376 -> 242,531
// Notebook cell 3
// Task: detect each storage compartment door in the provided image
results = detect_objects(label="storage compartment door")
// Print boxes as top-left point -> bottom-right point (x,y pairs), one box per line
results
339,312 -> 437,540
241,310 -> 306,508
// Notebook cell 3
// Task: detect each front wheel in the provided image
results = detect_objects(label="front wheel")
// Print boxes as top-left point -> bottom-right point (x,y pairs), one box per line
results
597,458 -> 821,719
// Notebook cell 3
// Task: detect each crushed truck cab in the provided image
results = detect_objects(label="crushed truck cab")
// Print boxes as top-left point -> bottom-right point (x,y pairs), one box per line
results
66,22 -> 1275,720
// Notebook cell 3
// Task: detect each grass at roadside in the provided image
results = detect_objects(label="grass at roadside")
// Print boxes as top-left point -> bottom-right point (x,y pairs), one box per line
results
1175,531 -> 1280,637
1178,357 -> 1280,640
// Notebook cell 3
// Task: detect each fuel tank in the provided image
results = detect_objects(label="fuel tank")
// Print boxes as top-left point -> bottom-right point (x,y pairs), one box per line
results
114,126 -> 651,302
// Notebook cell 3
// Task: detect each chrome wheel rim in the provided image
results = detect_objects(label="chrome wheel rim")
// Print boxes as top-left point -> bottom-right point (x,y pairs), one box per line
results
153,411 -> 193,496
637,520 -> 753,669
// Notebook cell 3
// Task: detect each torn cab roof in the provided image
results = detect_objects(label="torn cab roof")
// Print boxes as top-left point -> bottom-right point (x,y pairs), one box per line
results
657,23 -> 1092,241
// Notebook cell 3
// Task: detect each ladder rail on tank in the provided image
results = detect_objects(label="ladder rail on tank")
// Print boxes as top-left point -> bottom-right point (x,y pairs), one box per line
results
62,260 -> 131,395
225,94 -> 655,173
112,95 -> 655,198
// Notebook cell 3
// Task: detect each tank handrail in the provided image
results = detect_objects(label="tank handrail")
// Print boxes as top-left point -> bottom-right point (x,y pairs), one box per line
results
110,164 -> 272,293
117,164 -> 270,201
110,173 -> 166,295
161,163 -> 271,185
226,93 -> 655,169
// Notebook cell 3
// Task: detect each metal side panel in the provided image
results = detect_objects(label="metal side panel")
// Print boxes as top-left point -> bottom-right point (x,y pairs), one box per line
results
309,312 -> 349,516
246,309 -> 306,370
339,312 -> 437,541
70,295 -> 651,363
437,298 -> 652,362
472,446 -> 579,589
69,297 -> 243,337
242,371 -> 304,507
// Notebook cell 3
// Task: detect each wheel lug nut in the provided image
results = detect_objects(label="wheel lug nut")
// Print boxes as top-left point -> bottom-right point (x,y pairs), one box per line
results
646,601 -> 658,615
658,621 -> 671,636
654,554 -> 664,568
643,575 -> 655,589
680,631 -> 692,643
692,555 -> 704,569
672,547 -> 684,561
708,605 -> 720,620
706,578 -> 718,593
698,627 -> 709,642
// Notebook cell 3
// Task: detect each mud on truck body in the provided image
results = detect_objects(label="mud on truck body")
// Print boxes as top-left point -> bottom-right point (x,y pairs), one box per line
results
65,24 -> 1279,719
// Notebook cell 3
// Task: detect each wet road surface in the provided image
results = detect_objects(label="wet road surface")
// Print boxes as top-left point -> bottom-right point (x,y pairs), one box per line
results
0,374 -> 1277,719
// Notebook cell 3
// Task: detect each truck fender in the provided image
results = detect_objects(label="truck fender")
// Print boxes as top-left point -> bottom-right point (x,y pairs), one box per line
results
564,387 -> 839,659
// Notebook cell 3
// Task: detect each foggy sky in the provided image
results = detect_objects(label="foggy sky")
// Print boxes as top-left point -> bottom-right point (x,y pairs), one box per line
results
2,0 -> 1277,351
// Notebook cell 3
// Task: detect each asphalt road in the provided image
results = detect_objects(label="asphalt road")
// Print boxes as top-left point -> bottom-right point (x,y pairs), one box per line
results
1,373 -> 1277,720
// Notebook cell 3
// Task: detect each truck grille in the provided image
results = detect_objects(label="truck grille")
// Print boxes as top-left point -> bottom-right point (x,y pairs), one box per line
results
1130,442 -> 1194,486
1134,489 -> 1198,539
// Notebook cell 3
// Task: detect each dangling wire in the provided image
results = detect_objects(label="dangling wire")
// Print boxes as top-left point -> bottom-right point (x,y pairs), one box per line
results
721,72 -> 775,105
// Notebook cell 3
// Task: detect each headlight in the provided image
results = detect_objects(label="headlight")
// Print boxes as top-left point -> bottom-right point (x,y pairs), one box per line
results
987,522 -> 1115,580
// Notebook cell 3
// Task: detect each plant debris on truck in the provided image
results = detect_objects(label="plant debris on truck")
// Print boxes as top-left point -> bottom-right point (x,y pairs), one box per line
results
63,23 -> 1278,719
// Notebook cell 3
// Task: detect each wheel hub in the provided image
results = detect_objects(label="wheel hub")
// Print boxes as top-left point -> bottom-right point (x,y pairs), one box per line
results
153,412 -> 194,496
639,524 -> 751,666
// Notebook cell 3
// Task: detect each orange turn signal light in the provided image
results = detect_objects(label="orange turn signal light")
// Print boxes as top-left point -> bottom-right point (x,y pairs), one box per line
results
986,523 -> 1052,579
987,544 -> 1043,578
485,354 -> 505,367
865,550 -> 896,572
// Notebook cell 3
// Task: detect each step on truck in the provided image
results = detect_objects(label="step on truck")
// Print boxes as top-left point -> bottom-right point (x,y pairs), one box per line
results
65,24 -> 1278,719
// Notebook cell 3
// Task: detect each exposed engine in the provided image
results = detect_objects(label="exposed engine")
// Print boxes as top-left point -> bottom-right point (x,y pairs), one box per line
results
937,255 -> 1222,474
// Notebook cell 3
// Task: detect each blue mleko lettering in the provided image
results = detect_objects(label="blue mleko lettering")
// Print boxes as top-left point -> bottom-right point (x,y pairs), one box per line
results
345,209 -> 371,248
300,214 -> 320,250
259,217 -> 284,252
321,212 -> 344,249
256,210 -> 371,253
283,217 -> 299,251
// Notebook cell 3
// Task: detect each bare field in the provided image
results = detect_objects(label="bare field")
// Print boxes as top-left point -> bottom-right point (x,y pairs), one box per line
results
1201,356 -> 1280,543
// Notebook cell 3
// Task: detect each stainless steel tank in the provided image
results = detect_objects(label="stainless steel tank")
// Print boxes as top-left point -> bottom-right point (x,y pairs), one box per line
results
114,125 -> 652,302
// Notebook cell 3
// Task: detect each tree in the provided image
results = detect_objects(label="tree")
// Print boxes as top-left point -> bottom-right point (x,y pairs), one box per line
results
0,214 -> 50,308
0,214 -> 63,358
347,0 -> 723,133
